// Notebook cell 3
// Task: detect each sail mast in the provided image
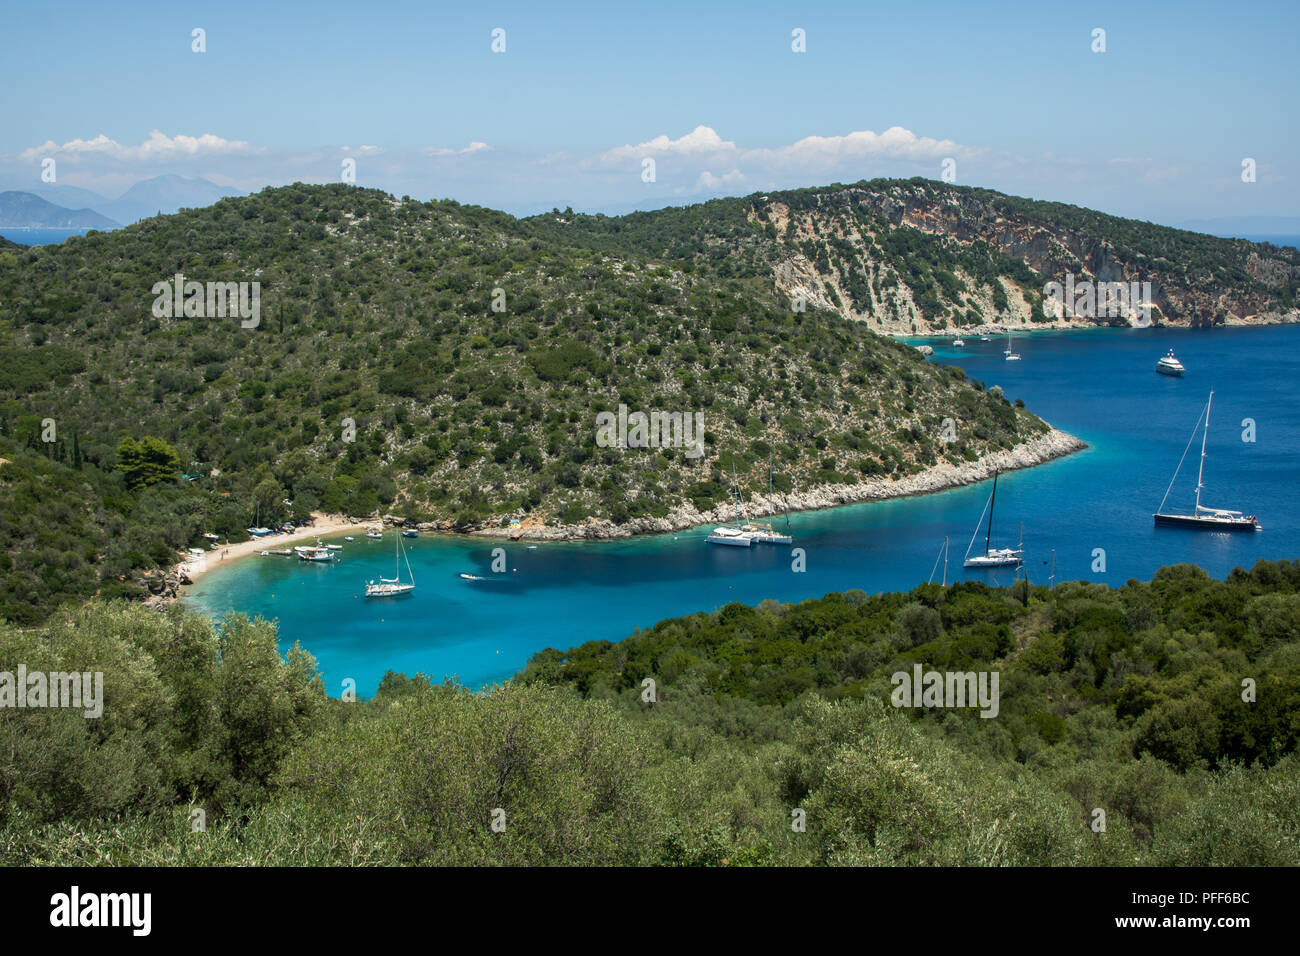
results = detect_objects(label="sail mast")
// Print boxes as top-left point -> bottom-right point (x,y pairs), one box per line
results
767,454 -> 771,516
1195,391 -> 1213,513
401,530 -> 414,585
985,470 -> 998,556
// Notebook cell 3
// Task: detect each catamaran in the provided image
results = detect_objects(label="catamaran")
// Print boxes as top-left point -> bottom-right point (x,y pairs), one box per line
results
741,453 -> 794,545
708,465 -> 757,547
1155,349 -> 1185,376
366,528 -> 415,597
707,526 -> 755,547
1153,391 -> 1260,531
963,470 -> 1024,568
952,337 -> 966,347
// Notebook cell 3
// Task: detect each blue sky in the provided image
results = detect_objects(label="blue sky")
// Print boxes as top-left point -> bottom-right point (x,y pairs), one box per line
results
2,0 -> 1297,225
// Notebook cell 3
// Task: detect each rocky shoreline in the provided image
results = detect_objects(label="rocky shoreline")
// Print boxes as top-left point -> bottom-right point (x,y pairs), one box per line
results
446,426 -> 1086,542
165,426 -> 1085,595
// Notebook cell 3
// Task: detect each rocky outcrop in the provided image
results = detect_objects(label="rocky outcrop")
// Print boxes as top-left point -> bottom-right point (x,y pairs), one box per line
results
139,568 -> 185,609
758,181 -> 1300,335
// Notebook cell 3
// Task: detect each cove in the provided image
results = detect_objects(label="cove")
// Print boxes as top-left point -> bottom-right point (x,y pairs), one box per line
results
186,324 -> 1300,698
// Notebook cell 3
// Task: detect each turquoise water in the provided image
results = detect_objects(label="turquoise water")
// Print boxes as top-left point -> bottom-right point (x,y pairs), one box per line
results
188,324 -> 1300,697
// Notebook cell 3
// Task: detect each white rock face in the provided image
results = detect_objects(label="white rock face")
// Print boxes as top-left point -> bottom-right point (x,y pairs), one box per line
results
469,426 -> 1086,541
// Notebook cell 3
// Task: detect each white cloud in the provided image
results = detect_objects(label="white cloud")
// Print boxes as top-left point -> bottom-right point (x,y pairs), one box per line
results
693,169 -> 746,192
586,124 -> 977,181
590,125 -> 737,166
420,141 -> 492,157
743,126 -> 973,169
20,130 -> 261,162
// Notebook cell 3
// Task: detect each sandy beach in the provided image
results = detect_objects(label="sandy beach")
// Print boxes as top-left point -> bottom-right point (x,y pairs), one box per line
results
178,515 -> 377,584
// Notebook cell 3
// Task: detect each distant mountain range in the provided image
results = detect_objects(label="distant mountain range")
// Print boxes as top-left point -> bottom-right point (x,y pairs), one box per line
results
0,174 -> 244,228
0,191 -> 120,229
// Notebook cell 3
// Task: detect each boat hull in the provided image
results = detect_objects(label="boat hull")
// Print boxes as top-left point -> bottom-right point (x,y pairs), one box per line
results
707,533 -> 753,547
963,556 -> 1023,568
365,585 -> 414,598
1153,513 -> 1260,531
1155,365 -> 1184,377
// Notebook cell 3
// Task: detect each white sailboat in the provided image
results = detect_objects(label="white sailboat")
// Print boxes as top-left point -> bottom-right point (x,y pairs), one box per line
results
366,529 -> 415,597
1003,331 -> 1022,361
742,453 -> 794,544
963,470 -> 1024,568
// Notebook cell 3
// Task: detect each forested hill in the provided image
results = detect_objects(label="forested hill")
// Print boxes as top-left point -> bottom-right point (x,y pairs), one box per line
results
0,182 -> 1055,621
525,178 -> 1300,334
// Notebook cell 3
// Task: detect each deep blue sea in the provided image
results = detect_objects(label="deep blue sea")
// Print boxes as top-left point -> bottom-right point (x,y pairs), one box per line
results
0,228 -> 106,246
187,324 -> 1300,697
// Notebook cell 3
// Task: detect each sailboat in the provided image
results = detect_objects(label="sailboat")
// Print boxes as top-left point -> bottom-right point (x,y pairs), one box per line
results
1153,391 -> 1260,531
366,529 -> 416,597
246,502 -> 272,537
741,453 -> 794,545
963,470 -> 1024,568
708,465 -> 756,546
1003,330 -> 1022,362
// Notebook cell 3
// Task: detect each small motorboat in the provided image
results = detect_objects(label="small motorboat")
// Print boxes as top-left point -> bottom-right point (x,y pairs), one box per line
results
402,530 -> 419,538
365,531 -> 382,539
458,572 -> 484,581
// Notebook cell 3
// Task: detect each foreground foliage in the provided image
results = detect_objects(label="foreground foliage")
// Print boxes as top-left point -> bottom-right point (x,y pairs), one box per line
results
1,559 -> 1296,866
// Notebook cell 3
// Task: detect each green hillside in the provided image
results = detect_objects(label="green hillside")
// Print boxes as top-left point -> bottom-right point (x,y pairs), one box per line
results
0,183 -> 1049,620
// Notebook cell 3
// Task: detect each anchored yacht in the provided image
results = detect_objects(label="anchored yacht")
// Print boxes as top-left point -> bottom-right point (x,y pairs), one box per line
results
1155,350 -> 1185,376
